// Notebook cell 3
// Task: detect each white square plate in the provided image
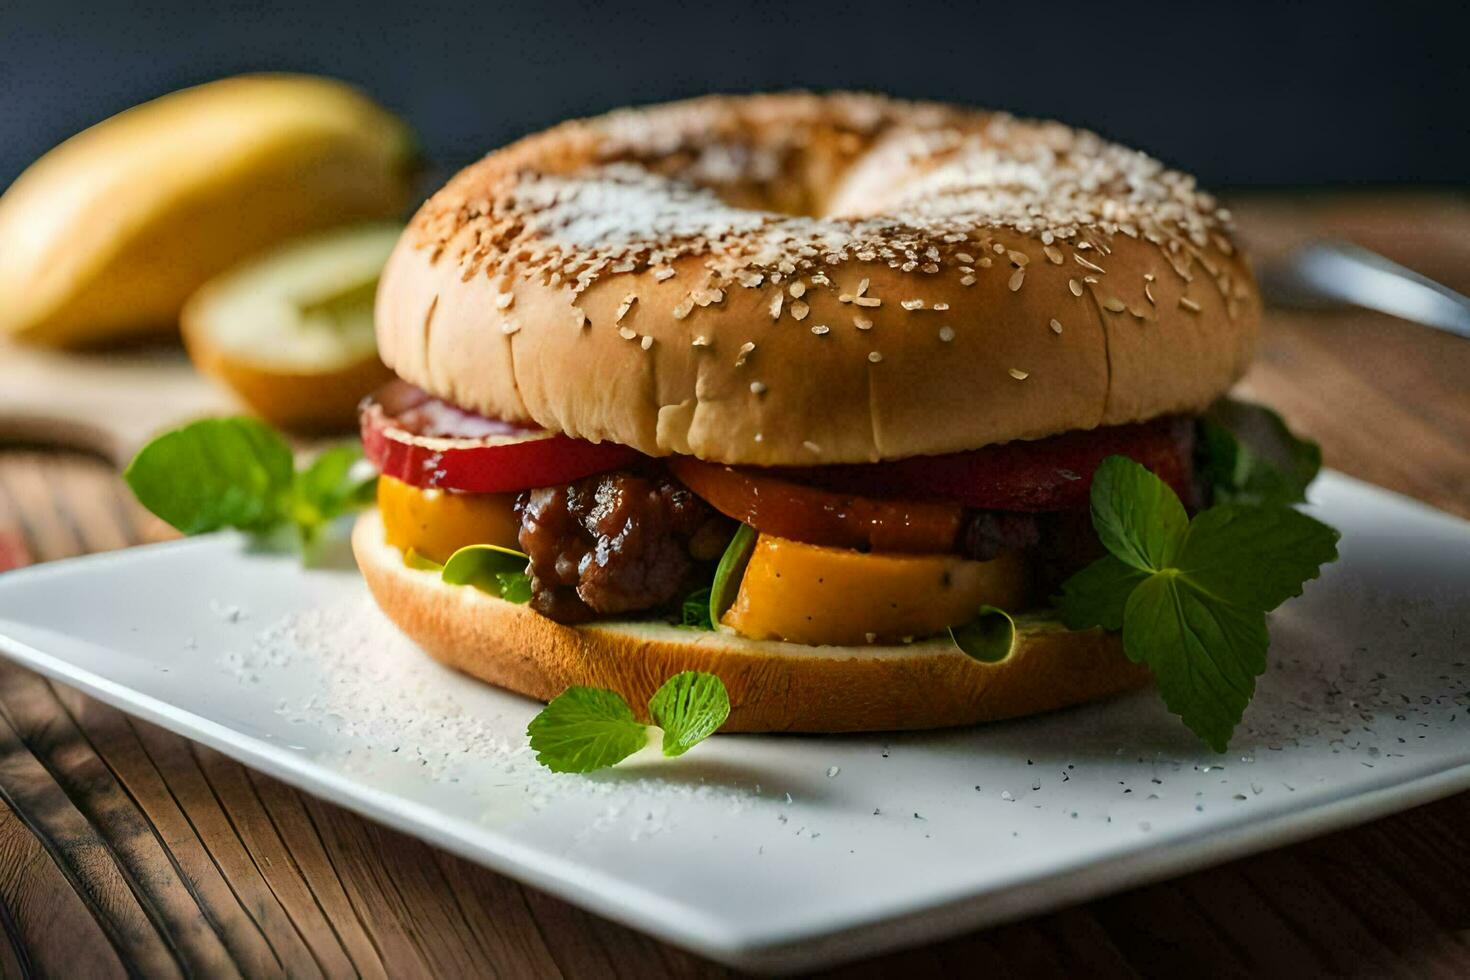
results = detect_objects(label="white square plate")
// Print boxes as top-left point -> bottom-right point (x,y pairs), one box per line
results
0,471 -> 1465,973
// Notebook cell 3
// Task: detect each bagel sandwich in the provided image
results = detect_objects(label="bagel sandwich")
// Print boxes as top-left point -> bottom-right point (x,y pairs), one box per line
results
353,93 -> 1336,741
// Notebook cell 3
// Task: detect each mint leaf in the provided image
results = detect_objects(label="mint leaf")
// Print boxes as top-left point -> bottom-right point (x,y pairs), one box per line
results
1055,555 -> 1149,631
680,587 -> 714,629
442,543 -> 532,603
1200,400 -> 1322,506
1124,574 -> 1268,752
708,524 -> 758,629
1089,455 -> 1187,570
648,672 -> 730,757
528,673 -> 732,772
948,606 -> 1016,663
1057,453 -> 1338,752
526,687 -> 648,773
126,419 -> 378,552
1178,505 -> 1339,611
125,417 -> 293,534
289,443 -> 376,543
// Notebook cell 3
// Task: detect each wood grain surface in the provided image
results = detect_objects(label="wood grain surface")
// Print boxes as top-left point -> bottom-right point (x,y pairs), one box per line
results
0,193 -> 1467,978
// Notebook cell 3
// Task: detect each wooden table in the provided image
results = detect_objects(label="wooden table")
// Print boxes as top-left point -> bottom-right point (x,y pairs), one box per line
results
0,194 -> 1467,978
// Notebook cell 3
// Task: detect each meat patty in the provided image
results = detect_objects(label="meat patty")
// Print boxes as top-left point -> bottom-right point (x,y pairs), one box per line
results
517,470 -> 732,623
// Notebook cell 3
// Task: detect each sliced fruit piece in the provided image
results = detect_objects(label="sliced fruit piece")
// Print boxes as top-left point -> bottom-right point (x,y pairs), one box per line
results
182,223 -> 400,430
0,73 -> 417,347
668,457 -> 963,554
377,474 -> 521,565
361,381 -> 644,492
722,533 -> 1028,646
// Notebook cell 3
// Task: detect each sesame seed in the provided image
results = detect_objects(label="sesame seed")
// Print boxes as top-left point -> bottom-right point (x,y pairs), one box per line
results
1009,367 -> 1029,380
495,292 -> 515,310
1144,282 -> 1157,305
618,326 -> 637,340
1180,296 -> 1202,312
501,319 -> 521,335
900,299 -> 924,310
992,243 -> 1006,254
750,381 -> 767,395
868,351 -> 883,363
1008,269 -> 1025,291
572,308 -> 588,329
1102,297 -> 1126,313
932,302 -> 949,311
616,293 -> 638,321
960,275 -> 976,286
691,335 -> 710,348
735,340 -> 756,366
978,256 -> 993,268
790,300 -> 810,320
938,325 -> 956,342
803,440 -> 822,453
1130,306 -> 1147,319
838,293 -> 853,304
854,296 -> 881,308
811,324 -> 830,336
857,277 -> 870,296
789,281 -> 806,298
671,299 -> 694,320
653,265 -> 676,281
1008,250 -> 1029,267
1074,253 -> 1107,274
1050,318 -> 1063,334
956,252 -> 975,264
854,315 -> 873,330
769,293 -> 783,320
1068,278 -> 1084,297
640,335 -> 654,349
1043,245 -> 1064,265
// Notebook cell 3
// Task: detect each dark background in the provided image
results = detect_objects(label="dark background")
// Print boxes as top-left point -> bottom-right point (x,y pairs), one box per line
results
2,0 -> 1466,194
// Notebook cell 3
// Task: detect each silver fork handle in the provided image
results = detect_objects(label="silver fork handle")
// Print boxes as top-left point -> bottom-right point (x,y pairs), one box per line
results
1287,241 -> 1470,339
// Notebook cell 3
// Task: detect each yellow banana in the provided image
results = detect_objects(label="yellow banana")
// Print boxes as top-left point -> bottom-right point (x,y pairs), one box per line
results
0,73 -> 418,347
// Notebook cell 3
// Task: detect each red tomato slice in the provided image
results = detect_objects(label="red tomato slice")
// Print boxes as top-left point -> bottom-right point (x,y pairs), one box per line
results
361,381 -> 644,492
668,458 -> 964,554
774,417 -> 1196,512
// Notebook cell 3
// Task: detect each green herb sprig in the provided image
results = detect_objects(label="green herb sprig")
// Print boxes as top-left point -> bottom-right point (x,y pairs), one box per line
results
125,417 -> 376,551
527,672 -> 731,772
1056,455 -> 1339,751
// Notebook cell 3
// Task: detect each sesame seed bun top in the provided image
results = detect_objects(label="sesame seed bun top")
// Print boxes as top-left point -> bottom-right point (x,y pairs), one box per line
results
375,92 -> 1259,465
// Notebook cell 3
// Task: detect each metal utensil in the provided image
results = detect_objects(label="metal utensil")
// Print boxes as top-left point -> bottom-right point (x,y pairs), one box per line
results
1257,240 -> 1470,340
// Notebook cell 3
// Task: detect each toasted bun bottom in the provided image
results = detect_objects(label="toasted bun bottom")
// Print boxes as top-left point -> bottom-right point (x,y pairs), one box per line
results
352,511 -> 1151,733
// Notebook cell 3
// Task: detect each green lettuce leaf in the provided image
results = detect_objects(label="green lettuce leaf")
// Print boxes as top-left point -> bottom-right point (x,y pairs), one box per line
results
948,606 -> 1017,663
441,543 -> 532,603
708,524 -> 758,629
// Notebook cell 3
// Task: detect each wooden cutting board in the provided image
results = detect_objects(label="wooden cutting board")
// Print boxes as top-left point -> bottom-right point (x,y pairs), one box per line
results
0,340 -> 237,466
